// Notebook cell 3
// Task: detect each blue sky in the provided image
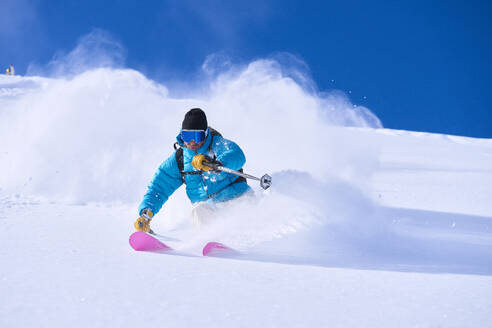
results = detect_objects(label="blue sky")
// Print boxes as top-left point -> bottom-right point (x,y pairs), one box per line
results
1,0 -> 491,138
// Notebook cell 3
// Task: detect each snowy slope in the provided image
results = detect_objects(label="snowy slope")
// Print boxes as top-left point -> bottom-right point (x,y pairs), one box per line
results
1,68 -> 492,328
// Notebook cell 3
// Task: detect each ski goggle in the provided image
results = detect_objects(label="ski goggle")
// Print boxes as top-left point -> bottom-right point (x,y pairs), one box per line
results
181,129 -> 207,143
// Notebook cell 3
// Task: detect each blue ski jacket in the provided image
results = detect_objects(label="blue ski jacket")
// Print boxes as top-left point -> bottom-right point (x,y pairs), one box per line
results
138,128 -> 251,215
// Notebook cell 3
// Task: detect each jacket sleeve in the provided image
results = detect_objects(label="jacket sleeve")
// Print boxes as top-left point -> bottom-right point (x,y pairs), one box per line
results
213,136 -> 246,171
138,152 -> 183,215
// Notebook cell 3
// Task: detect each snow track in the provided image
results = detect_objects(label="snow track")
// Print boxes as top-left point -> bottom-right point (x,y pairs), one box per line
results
1,200 -> 492,328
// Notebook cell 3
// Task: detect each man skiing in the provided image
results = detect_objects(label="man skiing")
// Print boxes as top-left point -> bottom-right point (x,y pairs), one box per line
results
135,108 -> 251,232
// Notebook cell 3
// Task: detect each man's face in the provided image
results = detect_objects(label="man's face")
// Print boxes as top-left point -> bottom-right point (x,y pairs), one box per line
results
184,140 -> 205,151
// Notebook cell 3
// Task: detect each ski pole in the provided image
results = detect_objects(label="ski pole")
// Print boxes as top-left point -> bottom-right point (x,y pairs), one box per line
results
202,162 -> 272,190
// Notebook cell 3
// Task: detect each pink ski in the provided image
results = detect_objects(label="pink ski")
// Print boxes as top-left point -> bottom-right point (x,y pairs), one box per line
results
129,232 -> 172,252
202,242 -> 237,257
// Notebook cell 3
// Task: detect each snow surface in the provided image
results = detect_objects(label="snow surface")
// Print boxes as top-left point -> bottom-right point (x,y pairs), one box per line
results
1,64 -> 492,328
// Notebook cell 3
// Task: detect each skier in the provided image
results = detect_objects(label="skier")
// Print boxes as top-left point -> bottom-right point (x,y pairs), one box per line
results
135,108 -> 251,232
5,67 -> 10,75
9,64 -> 14,76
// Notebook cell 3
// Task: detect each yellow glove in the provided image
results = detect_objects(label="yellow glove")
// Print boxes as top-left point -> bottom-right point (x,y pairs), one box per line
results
134,209 -> 153,232
192,154 -> 210,171
192,154 -> 221,171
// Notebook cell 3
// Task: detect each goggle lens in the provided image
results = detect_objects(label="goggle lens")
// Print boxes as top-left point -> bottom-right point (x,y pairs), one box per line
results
181,130 -> 206,143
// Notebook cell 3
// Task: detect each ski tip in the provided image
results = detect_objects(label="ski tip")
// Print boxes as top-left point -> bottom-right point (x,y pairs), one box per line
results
129,231 -> 172,252
202,242 -> 237,257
